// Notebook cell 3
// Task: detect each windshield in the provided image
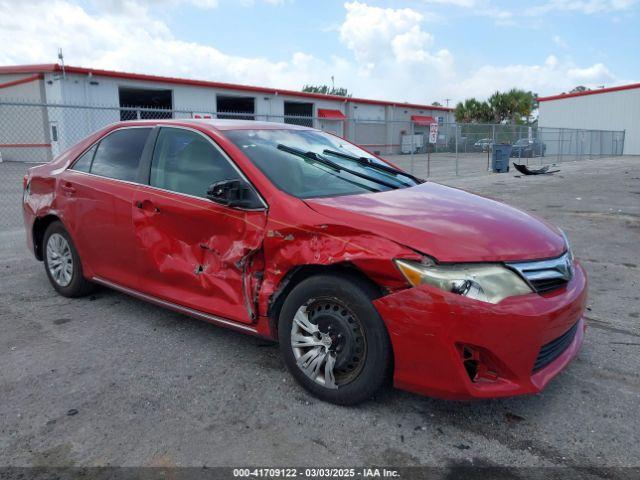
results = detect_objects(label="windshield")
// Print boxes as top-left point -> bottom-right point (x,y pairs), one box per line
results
515,139 -> 530,146
224,129 -> 420,199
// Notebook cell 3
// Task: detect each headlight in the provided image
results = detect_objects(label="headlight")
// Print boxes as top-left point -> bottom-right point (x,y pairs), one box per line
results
394,259 -> 532,304
560,229 -> 574,263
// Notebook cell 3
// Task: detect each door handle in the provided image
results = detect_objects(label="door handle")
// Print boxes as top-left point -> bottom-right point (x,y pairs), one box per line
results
61,182 -> 76,194
136,199 -> 160,214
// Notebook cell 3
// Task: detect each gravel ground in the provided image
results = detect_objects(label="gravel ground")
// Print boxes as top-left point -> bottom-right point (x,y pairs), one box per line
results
0,156 -> 638,474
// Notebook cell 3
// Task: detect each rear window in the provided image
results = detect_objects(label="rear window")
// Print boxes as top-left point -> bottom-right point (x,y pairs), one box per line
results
71,144 -> 97,173
90,128 -> 151,182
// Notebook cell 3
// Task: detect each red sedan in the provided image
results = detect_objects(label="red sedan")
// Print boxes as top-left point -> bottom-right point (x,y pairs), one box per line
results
22,119 -> 587,405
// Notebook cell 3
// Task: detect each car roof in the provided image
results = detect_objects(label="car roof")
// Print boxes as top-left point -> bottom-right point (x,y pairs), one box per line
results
117,118 -> 315,132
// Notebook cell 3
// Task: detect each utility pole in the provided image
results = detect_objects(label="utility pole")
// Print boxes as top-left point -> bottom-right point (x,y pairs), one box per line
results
58,48 -> 66,79
444,98 -> 451,108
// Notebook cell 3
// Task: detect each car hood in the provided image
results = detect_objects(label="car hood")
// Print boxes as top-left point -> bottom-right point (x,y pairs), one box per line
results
304,182 -> 565,263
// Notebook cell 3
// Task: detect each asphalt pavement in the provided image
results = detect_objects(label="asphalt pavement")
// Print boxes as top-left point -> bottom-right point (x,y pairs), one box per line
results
0,156 -> 638,475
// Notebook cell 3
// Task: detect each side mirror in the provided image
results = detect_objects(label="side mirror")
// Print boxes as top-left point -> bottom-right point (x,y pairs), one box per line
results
206,178 -> 263,209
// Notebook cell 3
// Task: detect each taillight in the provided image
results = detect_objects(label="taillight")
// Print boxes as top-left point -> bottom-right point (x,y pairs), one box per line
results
23,175 -> 28,189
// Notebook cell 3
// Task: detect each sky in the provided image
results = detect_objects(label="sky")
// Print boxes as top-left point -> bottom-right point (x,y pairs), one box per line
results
0,0 -> 638,106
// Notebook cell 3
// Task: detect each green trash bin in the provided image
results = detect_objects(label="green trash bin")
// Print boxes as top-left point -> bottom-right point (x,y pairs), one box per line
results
492,144 -> 512,173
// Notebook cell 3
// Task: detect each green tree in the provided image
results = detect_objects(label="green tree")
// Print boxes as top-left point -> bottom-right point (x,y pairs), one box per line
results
431,101 -> 443,107
489,89 -> 535,124
454,98 -> 493,123
456,89 -> 536,124
302,84 -> 351,97
570,85 -> 588,93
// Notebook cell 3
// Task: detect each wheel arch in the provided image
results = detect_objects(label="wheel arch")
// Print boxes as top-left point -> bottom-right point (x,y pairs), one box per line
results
32,214 -> 63,261
267,262 -> 384,336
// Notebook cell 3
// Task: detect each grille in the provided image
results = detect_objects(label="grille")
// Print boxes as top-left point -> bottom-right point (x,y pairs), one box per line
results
507,252 -> 573,294
529,277 -> 569,294
533,322 -> 579,372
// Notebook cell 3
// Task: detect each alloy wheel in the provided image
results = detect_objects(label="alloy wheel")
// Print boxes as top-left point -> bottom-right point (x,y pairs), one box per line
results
46,233 -> 74,287
290,300 -> 367,390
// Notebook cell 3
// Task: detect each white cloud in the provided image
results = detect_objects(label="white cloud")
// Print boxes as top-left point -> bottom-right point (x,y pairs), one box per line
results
567,62 -> 615,82
0,0 -> 337,88
0,0 -> 623,105
90,0 -> 220,13
454,55 -> 617,99
338,1 -> 454,80
91,0 -> 288,12
339,2 -> 430,65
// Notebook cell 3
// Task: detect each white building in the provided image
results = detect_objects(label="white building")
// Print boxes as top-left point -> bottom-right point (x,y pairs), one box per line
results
538,83 -> 640,155
0,63 -> 453,162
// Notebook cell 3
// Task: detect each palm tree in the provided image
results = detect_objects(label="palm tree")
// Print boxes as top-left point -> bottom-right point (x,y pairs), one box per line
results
488,91 -> 508,123
455,98 -> 492,123
507,88 -> 534,124
457,90 -> 534,124
489,89 -> 535,124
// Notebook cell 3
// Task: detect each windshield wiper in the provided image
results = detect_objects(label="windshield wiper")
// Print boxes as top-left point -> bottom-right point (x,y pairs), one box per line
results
277,144 -> 400,189
322,149 -> 422,184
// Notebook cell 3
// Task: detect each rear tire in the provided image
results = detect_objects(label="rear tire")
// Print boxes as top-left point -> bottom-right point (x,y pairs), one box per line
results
43,221 -> 95,298
278,273 -> 391,405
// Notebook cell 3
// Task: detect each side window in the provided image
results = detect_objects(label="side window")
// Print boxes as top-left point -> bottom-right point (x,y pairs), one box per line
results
150,128 -> 240,198
90,128 -> 151,182
70,144 -> 97,173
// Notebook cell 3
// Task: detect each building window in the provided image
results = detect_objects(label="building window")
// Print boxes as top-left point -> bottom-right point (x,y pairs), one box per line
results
284,101 -> 313,127
216,95 -> 255,120
118,87 -> 173,121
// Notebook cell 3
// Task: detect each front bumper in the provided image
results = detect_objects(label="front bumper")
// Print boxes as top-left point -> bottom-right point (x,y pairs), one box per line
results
373,261 -> 587,400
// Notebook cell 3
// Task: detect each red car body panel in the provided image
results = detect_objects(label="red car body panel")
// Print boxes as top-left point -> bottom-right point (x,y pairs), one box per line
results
60,171 -> 141,287
23,119 -> 587,401
374,264 -> 587,399
131,184 -> 267,324
306,182 -> 565,263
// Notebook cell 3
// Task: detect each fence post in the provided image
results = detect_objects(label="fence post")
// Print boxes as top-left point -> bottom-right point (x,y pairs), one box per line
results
536,126 -> 540,166
579,130 -> 583,161
489,124 -> 495,171
455,124 -> 459,176
611,131 -> 614,155
410,121 -> 415,176
352,118 -> 357,147
558,128 -> 564,163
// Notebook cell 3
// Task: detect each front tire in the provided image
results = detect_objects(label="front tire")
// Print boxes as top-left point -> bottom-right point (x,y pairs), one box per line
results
43,221 -> 94,298
278,274 -> 391,405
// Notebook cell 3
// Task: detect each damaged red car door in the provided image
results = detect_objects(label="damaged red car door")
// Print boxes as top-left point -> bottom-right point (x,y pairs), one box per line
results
131,126 -> 267,324
65,127 -> 153,289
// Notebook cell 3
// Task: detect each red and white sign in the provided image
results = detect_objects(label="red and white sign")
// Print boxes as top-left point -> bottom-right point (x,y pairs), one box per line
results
192,113 -> 213,119
429,123 -> 439,144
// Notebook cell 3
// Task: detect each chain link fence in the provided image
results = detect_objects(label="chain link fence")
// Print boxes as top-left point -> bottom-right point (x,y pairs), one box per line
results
0,100 -> 625,248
